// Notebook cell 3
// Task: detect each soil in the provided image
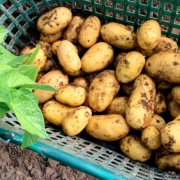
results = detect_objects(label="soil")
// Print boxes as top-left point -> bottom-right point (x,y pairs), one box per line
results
0,142 -> 98,180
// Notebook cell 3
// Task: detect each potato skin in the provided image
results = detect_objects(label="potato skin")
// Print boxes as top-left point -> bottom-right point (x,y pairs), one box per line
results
137,20 -> 161,50
81,42 -> 114,73
100,22 -> 137,50
86,114 -> 130,141
88,70 -> 120,112
125,74 -> 156,130
73,77 -> 89,91
78,16 -> 101,48
171,86 -> 180,105
120,135 -> 151,162
167,98 -> 180,119
62,106 -> 92,136
43,59 -> 54,72
51,40 -> 62,55
149,114 -> 166,130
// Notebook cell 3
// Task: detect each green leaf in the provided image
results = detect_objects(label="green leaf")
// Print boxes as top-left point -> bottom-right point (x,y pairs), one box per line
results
0,86 -> 11,103
0,27 -> 8,43
0,102 -> 9,118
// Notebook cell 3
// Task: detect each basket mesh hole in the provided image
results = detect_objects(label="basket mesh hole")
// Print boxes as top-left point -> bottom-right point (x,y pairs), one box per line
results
116,3 -> 123,10
175,18 -> 180,24
106,0 -> 113,7
12,27 -> 18,35
85,5 -> 92,11
140,0 -> 147,4
127,16 -> 135,22
138,19 -> 145,25
94,146 -> 101,150
12,10 -> 21,18
161,24 -> 169,32
165,3 -> 173,11
19,35 -> 29,45
172,28 -> 180,35
3,0 -> 12,9
22,2 -> 31,11
19,19 -> 27,26
34,0 -> 42,5
177,7 -> 180,14
5,121 -> 15,126
96,7 -> 102,14
150,12 -> 158,19
3,19 -> 11,28
128,5 -> 135,13
163,15 -> 171,22
106,10 -> 113,17
39,7 -> 48,14
96,0 -> 102,4
139,9 -> 147,16
153,0 -> 160,8
116,13 -> 123,20
29,13 -> 36,20
74,2 -> 81,9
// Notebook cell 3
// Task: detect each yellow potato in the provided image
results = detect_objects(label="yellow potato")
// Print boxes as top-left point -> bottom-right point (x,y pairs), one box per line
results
137,19 -> 161,50
57,40 -> 81,73
125,74 -> 156,130
86,114 -> 130,141
100,22 -> 137,50
43,59 -> 54,72
36,41 -> 52,58
36,72 -> 45,82
81,42 -> 114,73
34,70 -> 68,103
120,135 -> 151,162
73,77 -> 89,91
88,70 -> 120,112
62,106 -> 92,136
113,52 -> 127,68
37,7 -> 72,35
149,114 -> 166,130
116,51 -> 145,83
78,16 -> 101,48
20,46 -> 33,55
171,86 -> 180,105
42,100 -> 76,126
167,99 -> 180,119
51,40 -> 62,55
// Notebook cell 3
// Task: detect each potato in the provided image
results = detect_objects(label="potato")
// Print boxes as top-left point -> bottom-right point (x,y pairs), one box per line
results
51,40 -> 62,55
78,16 -> 101,48
43,59 -> 54,72
154,91 -> 166,114
88,70 -> 120,112
64,69 -> 85,77
145,52 -> 180,83
120,135 -> 151,162
141,125 -> 161,150
137,20 -> 161,50
167,99 -> 180,119
116,51 -> 145,83
36,41 -> 53,58
63,16 -> 85,44
125,74 -> 156,130
100,22 -> 137,50
107,96 -> 129,116
149,114 -> 166,130
81,42 -> 114,73
86,114 -> 130,141
113,52 -> 127,68
57,40 -> 81,73
34,70 -> 68,103
73,77 -> 89,91
156,80 -> 172,92
37,7 -> 72,35
55,84 -> 86,107
36,72 -> 45,82
171,86 -> 180,105
20,46 -> 33,55
62,106 -> 92,136
42,100 -> 76,126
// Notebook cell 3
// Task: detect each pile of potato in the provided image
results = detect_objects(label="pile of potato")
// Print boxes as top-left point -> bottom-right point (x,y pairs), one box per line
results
20,6 -> 180,172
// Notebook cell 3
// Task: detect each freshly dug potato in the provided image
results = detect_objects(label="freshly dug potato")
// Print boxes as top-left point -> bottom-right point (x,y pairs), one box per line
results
145,52 -> 180,83
167,99 -> 180,119
137,19 -> 161,50
42,100 -> 76,126
121,82 -> 133,96
113,52 -> 127,68
156,80 -> 172,92
125,74 -> 156,130
20,46 -> 33,55
63,16 -> 85,44
37,7 -> 72,35
62,106 -> 92,136
149,114 -> 166,130
107,96 -> 129,116
100,22 -> 137,50
73,77 -> 89,91
57,40 -> 81,73
116,51 -> 145,83
55,84 -> 86,107
36,72 -> 45,82
120,135 -> 151,162
171,86 -> 180,105
81,42 -> 114,73
43,59 -> 54,72
154,91 -> 166,114
86,114 -> 130,141
78,16 -> 101,48
51,40 -> 62,55
141,125 -> 161,150
88,70 -> 120,112
34,70 -> 68,103
36,41 -> 53,58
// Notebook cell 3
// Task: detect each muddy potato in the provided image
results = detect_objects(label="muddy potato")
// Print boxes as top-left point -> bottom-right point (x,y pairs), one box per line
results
125,74 -> 156,130
100,22 -> 137,50
36,72 -> 45,82
51,40 -> 62,55
116,51 -> 145,83
73,77 -> 89,91
107,97 -> 129,116
156,80 -> 172,92
20,46 -> 33,55
171,86 -> 180,105
62,106 -> 92,136
37,7 -> 72,35
120,135 -> 152,162
55,84 -> 86,107
43,59 -> 54,72
63,16 -> 85,44
113,52 -> 127,68
86,114 -> 130,141
78,16 -> 101,48
88,70 -> 120,112
34,70 -> 68,103
145,52 -> 180,83
167,98 -> 180,119
57,40 -> 81,73
137,20 -> 161,50
42,100 -> 76,126
149,114 -> 166,130
81,42 -> 114,73
36,41 -> 53,58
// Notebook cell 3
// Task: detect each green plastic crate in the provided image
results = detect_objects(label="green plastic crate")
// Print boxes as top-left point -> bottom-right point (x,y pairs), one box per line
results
1,0 -> 180,179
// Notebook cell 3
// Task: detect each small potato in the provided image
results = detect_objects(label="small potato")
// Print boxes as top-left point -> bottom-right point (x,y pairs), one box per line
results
167,98 -> 180,119
34,70 -> 68,103
43,59 -> 54,72
88,70 -> 120,112
62,106 -> 92,136
55,84 -> 86,107
86,114 -> 130,141
156,80 -> 173,92
20,46 -> 33,55
141,125 -> 161,150
125,74 -> 156,130
113,52 -> 127,68
116,51 -> 145,83
36,72 -> 45,82
37,7 -> 72,35
42,100 -> 76,126
137,19 -> 161,50
73,77 -> 89,91
63,16 -> 85,44
57,40 -> 81,73
36,41 -> 53,58
51,40 -> 62,55
81,42 -> 114,73
107,96 -> 129,116
100,22 -> 137,50
120,135 -> 151,162
149,114 -> 166,130
171,86 -> 180,105
78,16 -> 101,48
